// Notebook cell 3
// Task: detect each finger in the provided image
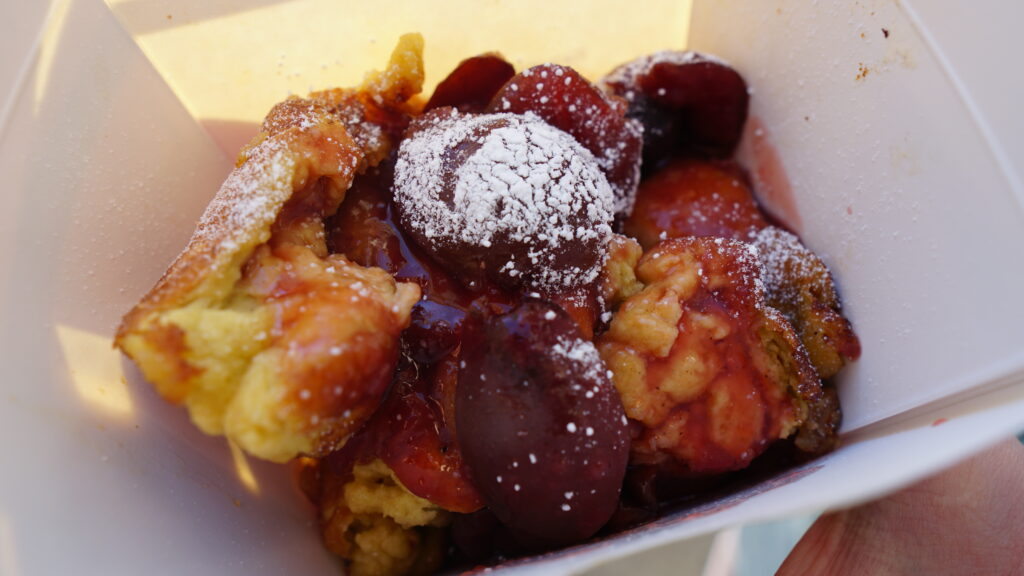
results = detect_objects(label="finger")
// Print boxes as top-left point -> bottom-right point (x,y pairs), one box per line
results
777,438 -> 1024,576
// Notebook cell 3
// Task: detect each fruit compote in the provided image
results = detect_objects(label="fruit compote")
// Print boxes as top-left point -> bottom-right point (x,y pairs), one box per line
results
311,48 -> 859,576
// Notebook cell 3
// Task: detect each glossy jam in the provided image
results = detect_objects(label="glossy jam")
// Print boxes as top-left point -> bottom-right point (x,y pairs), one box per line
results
322,162 -> 519,512
328,355 -> 485,513
327,161 -> 520,363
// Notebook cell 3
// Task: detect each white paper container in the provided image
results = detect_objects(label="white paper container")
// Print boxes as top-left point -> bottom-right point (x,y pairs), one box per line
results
2,1 -> 1023,574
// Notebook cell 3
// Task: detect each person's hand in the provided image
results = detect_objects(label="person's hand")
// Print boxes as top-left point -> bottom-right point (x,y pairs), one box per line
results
777,437 -> 1024,575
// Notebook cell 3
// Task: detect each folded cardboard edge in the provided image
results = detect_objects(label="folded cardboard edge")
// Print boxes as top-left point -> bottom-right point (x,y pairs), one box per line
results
0,1 -> 337,573
900,0 -> 1024,214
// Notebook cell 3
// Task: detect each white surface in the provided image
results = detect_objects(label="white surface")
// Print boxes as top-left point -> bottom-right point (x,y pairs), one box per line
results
906,0 -> 1024,200
0,1 -> 337,574
2,0 -> 1023,575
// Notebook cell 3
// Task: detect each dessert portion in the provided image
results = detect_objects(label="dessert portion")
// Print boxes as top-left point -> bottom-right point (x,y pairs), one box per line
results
117,35 -> 860,576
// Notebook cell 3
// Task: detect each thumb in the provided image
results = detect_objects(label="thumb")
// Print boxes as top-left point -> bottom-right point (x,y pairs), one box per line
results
777,438 -> 1024,576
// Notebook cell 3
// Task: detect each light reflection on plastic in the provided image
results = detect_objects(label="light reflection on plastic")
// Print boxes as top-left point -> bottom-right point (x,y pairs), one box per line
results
0,513 -> 19,576
55,324 -> 133,418
228,440 -> 261,495
33,0 -> 72,115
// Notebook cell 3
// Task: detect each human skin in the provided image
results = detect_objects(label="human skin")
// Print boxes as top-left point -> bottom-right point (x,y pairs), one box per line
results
777,438 -> 1024,575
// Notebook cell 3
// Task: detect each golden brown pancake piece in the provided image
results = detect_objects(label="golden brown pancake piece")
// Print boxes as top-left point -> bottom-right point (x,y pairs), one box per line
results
116,35 -> 426,462
598,238 -> 832,473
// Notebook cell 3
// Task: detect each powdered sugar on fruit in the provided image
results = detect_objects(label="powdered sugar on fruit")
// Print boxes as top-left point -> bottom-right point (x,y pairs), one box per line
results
394,108 -> 615,291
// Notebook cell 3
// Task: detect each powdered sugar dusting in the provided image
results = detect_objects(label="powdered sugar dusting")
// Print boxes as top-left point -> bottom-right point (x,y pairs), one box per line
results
550,335 -> 606,383
394,109 -> 614,290
495,64 -> 643,218
648,236 -> 770,313
118,106 -> 363,342
750,226 -> 833,309
197,119 -> 359,262
511,65 -> 643,214
709,237 -> 768,302
304,89 -> 391,163
332,101 -> 384,157
203,138 -> 296,256
262,99 -> 324,134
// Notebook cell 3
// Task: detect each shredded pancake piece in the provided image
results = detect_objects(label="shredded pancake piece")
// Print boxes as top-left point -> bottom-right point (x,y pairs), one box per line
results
116,35 -> 426,462
320,460 -> 449,576
597,238 -> 829,473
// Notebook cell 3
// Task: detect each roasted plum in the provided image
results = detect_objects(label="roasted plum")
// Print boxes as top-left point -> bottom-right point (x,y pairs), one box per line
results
597,238 -> 832,474
488,64 -> 643,218
456,300 -> 630,544
602,52 -> 749,169
425,54 -> 516,113
393,108 -> 615,293
624,158 -> 767,248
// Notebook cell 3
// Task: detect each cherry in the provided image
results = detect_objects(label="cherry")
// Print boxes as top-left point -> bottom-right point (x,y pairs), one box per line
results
602,52 -> 749,169
425,54 -> 516,113
456,300 -> 629,544
487,64 -> 643,218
